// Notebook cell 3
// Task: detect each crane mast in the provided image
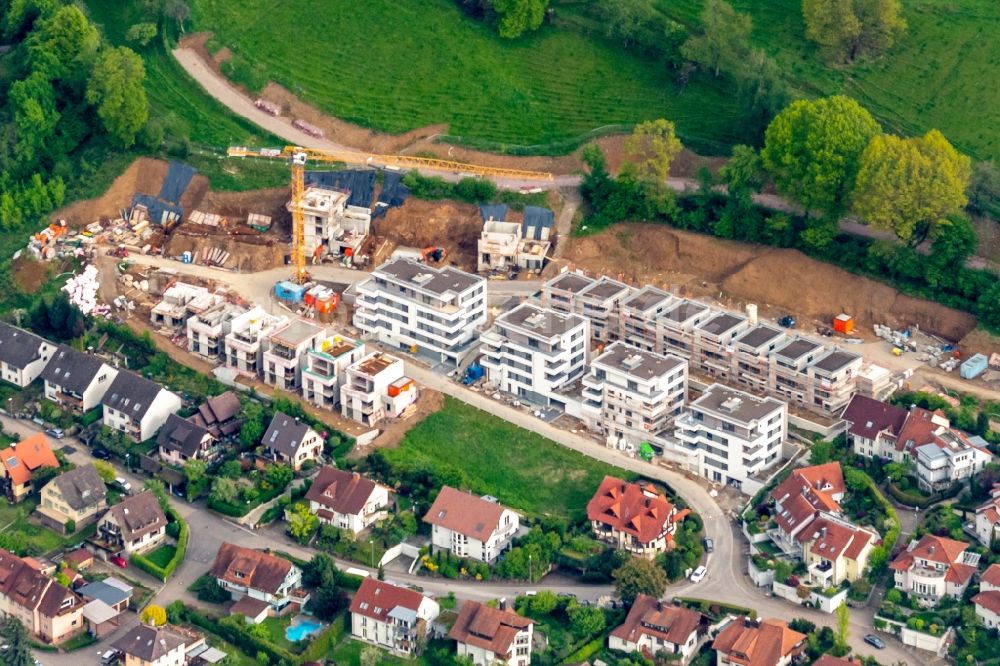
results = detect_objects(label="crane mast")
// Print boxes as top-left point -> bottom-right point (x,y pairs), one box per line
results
290,151 -> 308,284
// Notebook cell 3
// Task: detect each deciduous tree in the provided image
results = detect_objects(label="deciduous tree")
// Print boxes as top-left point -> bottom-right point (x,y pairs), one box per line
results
568,604 -> 606,638
140,604 -> 167,627
761,95 -> 880,217
25,4 -> 98,80
680,0 -> 752,77
852,129 -> 971,245
286,502 -> 319,544
603,0 -> 655,48
93,460 -> 115,484
86,46 -> 149,148
624,118 -> 682,204
967,161 -> 1000,215
491,0 -> 548,39
612,557 -> 668,604
803,0 -> 906,63
125,22 -> 158,46
210,477 -> 239,505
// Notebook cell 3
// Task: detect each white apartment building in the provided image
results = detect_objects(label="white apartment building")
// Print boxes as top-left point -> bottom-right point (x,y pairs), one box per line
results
301,334 -> 366,410
674,384 -> 786,494
540,272 -> 630,341
223,307 -> 288,377
187,302 -> 246,360
350,579 -> 439,656
150,282 -> 220,331
0,322 -> 55,387
480,303 -> 588,408
340,351 -> 417,427
424,487 -> 520,563
354,258 -> 487,365
262,319 -> 326,392
581,341 -> 687,449
41,345 -> 118,413
617,286 -> 674,352
100,371 -> 182,442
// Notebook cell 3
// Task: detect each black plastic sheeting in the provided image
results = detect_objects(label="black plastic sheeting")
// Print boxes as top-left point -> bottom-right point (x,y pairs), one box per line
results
132,193 -> 183,225
377,171 -> 410,208
522,206 -> 554,240
479,204 -> 509,223
305,169 -> 375,208
158,161 -> 197,204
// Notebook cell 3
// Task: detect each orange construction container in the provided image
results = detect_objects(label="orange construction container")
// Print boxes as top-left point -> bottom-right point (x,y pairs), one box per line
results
833,314 -> 854,334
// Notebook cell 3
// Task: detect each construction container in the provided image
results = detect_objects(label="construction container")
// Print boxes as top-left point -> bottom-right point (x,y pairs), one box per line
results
388,378 -> 414,397
274,281 -> 306,302
960,353 -> 989,380
833,314 -> 854,334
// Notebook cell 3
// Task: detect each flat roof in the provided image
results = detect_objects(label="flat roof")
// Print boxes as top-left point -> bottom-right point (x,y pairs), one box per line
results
663,300 -> 708,324
593,342 -> 686,380
499,303 -> 585,337
736,324 -> 784,349
354,352 -> 397,377
698,313 -> 745,337
811,350 -> 861,373
775,338 -> 822,361
546,272 -> 595,294
622,286 -> 673,312
694,384 -> 784,423
271,319 -> 324,346
580,277 -> 630,301
377,258 -> 483,295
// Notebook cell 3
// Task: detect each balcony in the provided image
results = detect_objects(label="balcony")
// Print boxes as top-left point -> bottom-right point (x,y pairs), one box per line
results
808,560 -> 835,586
269,345 -> 297,361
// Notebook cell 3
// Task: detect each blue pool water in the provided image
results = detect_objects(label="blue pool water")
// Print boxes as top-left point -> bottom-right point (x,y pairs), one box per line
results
286,619 -> 322,641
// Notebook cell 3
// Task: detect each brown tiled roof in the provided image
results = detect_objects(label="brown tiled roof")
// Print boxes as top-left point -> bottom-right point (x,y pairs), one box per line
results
211,543 -> 293,595
771,462 -> 843,514
945,562 -> 977,585
0,433 -> 58,486
349,578 -> 428,622
842,395 -> 907,441
609,595 -> 701,648
982,564 -> 1000,588
973,590 -> 1000,615
449,601 -> 532,659
712,617 -> 806,666
586,476 -> 678,545
895,407 -> 941,453
231,595 -> 270,618
813,656 -> 854,666
305,466 -> 383,516
0,548 -> 82,618
191,391 -> 242,437
113,623 -> 187,661
423,486 -> 508,542
103,491 -> 166,543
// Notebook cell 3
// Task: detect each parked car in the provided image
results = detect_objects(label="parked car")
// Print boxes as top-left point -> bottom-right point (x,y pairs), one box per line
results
113,477 -> 132,494
109,555 -> 128,569
101,648 -> 124,665
863,634 -> 885,649
703,537 -> 714,553
45,428 -> 64,439
689,565 -> 707,583
91,448 -> 111,460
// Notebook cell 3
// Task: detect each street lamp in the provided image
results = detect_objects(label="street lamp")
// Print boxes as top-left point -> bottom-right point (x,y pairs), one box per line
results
125,453 -> 130,472
370,539 -> 375,568
528,554 -> 532,582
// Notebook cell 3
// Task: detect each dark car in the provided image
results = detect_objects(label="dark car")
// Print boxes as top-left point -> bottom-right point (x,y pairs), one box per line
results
91,448 -> 111,460
778,315 -> 796,328
703,537 -> 715,553
863,634 -> 885,649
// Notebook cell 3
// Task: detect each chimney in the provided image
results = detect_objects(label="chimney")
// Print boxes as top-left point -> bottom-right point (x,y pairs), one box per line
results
820,526 -> 827,538
499,597 -> 508,611
928,545 -> 935,555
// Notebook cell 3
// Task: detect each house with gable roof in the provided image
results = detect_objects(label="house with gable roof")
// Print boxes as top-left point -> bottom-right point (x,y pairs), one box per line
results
100,370 -> 182,443
0,321 -> 55,387
157,413 -> 219,466
975,484 -> 1000,545
210,542 -> 307,615
188,391 -> 242,439
890,534 -> 980,605
712,617 -> 806,666
972,564 -> 1000,628
0,548 -> 85,644
423,486 -> 520,563
260,411 -> 323,471
450,599 -> 533,666
113,622 -> 189,666
36,463 -> 107,532
95,491 -> 167,557
40,344 -> 118,413
349,578 -> 439,655
586,476 -> 688,558
304,466 -> 391,535
0,432 -> 59,502
608,594 -> 703,663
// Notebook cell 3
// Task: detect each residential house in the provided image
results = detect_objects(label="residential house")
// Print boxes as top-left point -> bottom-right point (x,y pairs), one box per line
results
188,391 -> 243,439
914,430 -> 993,492
616,286 -> 674,352
424,486 -> 520,563
157,413 -> 219,466
262,319 -> 326,392
210,542 -> 307,615
0,548 -> 85,644
975,484 -> 1000,545
608,595 -> 702,664
798,517 -> 877,588
288,186 -> 350,253
302,333 -> 366,410
96,491 -> 167,557
890,534 -> 980,605
113,622 -> 188,666
770,462 -> 846,550
477,216 -> 522,272
40,345 -> 118,413
712,617 -> 806,666
517,206 -> 553,272
150,282 -> 220,332
304,466 -> 391,535
972,564 -> 1000,628
480,303 -> 589,409
450,600 -> 533,666
673,384 -> 786,494
0,432 -> 59,502
349,578 -> 440,655
187,302 -> 246,360
581,341 -> 688,450
223,307 -> 288,376
100,370 -> 182,442
36,464 -> 107,532
260,411 -> 324,471
340,351 -> 418,427
586,476 -> 688,558
841,395 -> 909,460
354,258 -> 487,366
0,321 -> 55,387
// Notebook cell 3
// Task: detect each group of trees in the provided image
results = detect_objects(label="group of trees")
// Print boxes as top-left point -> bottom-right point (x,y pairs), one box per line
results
453,0 -> 549,38
803,0 -> 906,62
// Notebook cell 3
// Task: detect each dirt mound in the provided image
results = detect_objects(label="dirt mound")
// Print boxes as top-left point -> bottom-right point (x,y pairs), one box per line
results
55,158 -> 170,225
373,199 -> 483,271
165,224 -> 284,272
11,257 -> 50,293
563,224 -> 977,341
198,187 -> 290,228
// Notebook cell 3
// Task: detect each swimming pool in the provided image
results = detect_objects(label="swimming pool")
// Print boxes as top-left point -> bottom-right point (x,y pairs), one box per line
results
286,618 -> 322,642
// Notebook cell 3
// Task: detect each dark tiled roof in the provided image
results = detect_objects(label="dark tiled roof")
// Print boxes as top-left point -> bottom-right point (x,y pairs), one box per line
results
0,548 -> 82,617
305,466 -> 383,516
0,322 -> 46,368
261,411 -> 315,458
113,623 -> 187,661
103,491 -> 166,542
100,371 -> 169,421
50,464 -> 106,511
841,395 -> 907,441
192,391 -> 242,437
40,345 -> 108,394
156,414 -> 211,458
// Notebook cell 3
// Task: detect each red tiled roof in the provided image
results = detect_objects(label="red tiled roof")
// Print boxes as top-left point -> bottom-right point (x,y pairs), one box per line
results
609,595 -> 701,648
813,656 -> 854,666
895,407 -> 941,453
841,395 -> 907,441
945,562 -> 977,586
842,529 -> 874,561
0,433 -> 58,486
305,466 -> 384,517
712,617 -> 806,666
449,601 -> 532,659
890,534 -> 970,573
803,519 -> 853,558
231,595 -> 270,619
791,462 -> 845,496
586,476 -> 678,545
211,543 -> 293,595
973,590 -> 1000,615
349,578 -> 428,622
982,564 -> 1000,588
423,486 -> 509,542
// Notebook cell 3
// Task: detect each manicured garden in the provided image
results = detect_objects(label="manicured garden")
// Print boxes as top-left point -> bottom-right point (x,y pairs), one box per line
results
143,545 -> 177,569
0,498 -> 96,557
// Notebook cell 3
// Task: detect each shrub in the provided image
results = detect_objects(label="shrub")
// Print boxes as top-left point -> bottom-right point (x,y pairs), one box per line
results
130,508 -> 187,581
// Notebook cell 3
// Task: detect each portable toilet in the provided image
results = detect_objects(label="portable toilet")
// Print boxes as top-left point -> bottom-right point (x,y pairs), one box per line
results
275,280 -> 306,303
960,353 -> 989,380
833,314 -> 854,334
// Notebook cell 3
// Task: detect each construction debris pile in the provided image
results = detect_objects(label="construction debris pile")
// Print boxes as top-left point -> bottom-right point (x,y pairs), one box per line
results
876,323 -> 966,373
62,264 -> 108,316
24,219 -> 94,262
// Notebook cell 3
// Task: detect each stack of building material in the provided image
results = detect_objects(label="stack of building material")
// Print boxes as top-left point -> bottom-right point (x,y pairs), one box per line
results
189,210 -> 224,227
293,119 -> 324,138
254,99 -> 281,116
200,247 -> 231,267
247,213 -> 272,232
62,264 -> 102,314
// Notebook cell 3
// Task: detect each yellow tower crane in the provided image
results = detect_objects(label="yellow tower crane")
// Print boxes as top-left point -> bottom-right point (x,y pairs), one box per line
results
228,145 -> 554,286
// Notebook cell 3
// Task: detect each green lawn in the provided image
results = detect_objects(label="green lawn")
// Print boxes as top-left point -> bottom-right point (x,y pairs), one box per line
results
190,0 -> 747,154
383,397 -> 634,521
328,637 -> 420,665
0,498 -> 72,557
260,616 -> 301,653
144,544 -> 177,568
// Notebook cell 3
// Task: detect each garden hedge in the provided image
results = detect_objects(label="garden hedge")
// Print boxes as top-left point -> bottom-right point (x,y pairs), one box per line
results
130,507 -> 188,581
182,605 -> 296,664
